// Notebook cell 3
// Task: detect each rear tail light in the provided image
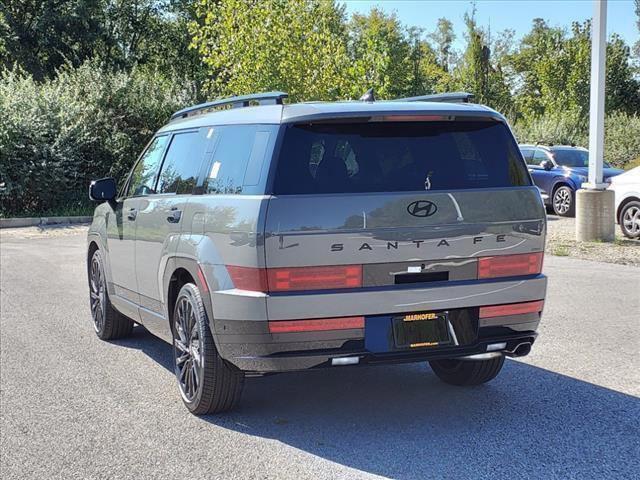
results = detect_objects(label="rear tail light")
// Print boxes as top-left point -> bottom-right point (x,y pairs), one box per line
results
267,265 -> 362,292
227,265 -> 362,292
268,316 -> 364,333
477,252 -> 543,279
226,265 -> 267,292
479,300 -> 544,318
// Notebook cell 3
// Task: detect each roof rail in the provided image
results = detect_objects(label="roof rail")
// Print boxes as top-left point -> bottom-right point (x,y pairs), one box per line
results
393,92 -> 474,103
169,91 -> 288,121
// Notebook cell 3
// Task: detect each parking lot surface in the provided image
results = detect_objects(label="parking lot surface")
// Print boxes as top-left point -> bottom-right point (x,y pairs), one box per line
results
1,228 -> 639,480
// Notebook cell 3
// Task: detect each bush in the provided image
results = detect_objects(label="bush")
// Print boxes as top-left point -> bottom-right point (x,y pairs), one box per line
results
512,110 -> 588,147
603,112 -> 640,169
0,62 -> 198,217
512,110 -> 640,170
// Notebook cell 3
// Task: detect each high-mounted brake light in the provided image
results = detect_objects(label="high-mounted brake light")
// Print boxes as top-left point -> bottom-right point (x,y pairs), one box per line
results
375,115 -> 453,122
268,316 -> 365,333
226,265 -> 362,292
479,300 -> 544,319
477,252 -> 543,279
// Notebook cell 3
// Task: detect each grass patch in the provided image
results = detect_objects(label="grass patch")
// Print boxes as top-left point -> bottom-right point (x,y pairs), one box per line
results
552,245 -> 571,256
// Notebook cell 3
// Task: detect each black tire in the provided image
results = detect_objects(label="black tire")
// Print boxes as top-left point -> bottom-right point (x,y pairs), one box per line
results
619,200 -> 640,239
89,249 -> 134,340
429,355 -> 505,386
552,185 -> 575,217
172,283 -> 244,415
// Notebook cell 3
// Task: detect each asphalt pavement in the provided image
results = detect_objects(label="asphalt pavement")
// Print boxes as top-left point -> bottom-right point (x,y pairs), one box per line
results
1,227 -> 639,480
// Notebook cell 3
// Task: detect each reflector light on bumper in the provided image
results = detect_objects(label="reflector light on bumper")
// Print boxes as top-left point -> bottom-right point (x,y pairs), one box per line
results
268,316 -> 365,333
479,300 -> 544,318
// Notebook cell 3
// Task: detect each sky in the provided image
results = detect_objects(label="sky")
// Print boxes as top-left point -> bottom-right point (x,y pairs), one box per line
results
343,0 -> 638,51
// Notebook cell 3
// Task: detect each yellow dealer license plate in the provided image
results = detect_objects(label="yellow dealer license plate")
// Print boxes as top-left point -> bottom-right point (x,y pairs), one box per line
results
392,312 -> 452,348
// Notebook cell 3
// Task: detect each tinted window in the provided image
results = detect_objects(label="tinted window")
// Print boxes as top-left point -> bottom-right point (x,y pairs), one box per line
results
551,148 -> 610,168
128,136 -> 169,196
157,131 -> 207,194
520,148 -> 536,165
203,125 -> 271,195
533,149 -> 550,163
273,121 -> 531,194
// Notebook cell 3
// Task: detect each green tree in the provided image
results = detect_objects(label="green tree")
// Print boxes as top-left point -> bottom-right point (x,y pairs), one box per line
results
0,0 -> 203,82
190,0 -> 352,102
453,9 -> 513,115
428,18 -> 455,72
606,33 -> 640,114
347,8 -> 413,98
509,19 -> 639,120
403,26 -> 453,96
634,0 -> 640,59
0,0 -> 106,79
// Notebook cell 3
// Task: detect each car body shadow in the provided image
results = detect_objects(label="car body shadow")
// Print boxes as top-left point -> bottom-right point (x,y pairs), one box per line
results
115,326 -> 640,480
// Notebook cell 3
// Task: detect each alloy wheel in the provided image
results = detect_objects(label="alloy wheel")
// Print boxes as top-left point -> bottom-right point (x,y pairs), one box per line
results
553,187 -> 572,215
89,255 -> 106,333
622,205 -> 640,237
173,296 -> 203,403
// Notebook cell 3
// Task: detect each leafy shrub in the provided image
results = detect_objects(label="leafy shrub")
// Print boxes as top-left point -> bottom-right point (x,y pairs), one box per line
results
512,110 -> 588,147
0,61 -> 197,216
513,110 -> 640,169
603,112 -> 640,169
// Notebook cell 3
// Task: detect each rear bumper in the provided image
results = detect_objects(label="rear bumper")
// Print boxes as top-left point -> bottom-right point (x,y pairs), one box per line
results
220,329 -> 539,373
209,275 -> 547,373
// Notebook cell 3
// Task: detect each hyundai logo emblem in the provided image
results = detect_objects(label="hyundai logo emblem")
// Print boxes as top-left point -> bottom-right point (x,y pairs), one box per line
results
407,200 -> 438,217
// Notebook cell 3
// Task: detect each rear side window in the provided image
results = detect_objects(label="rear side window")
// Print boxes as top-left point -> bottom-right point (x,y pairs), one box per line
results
533,149 -> 550,163
157,131 -> 207,194
520,148 -> 536,165
203,125 -> 273,195
127,135 -> 169,197
273,121 -> 531,194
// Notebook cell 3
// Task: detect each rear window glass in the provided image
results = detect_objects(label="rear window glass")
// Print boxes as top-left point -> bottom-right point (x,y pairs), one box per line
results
273,121 -> 531,194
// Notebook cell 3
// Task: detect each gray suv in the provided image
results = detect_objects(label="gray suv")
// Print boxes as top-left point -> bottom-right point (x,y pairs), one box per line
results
87,91 -> 547,414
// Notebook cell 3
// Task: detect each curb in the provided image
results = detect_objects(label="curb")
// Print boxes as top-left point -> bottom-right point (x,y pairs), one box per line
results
0,216 -> 92,229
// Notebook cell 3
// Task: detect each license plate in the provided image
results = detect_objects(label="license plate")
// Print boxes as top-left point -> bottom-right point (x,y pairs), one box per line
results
392,312 -> 452,348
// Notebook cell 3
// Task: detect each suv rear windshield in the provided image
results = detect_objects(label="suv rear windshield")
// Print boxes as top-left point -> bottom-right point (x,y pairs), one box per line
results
273,121 -> 530,194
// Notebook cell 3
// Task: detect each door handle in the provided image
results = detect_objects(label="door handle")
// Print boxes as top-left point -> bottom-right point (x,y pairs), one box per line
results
167,208 -> 182,223
127,208 -> 138,221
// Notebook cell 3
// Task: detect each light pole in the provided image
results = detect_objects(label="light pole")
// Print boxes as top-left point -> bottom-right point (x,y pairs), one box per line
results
575,0 -> 615,242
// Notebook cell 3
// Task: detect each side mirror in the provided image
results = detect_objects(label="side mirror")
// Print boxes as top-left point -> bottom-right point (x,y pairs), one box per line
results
541,160 -> 554,171
89,177 -> 117,202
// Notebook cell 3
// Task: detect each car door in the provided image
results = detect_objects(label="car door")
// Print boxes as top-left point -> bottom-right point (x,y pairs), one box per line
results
105,135 -> 169,319
134,128 -> 210,336
531,148 -> 554,197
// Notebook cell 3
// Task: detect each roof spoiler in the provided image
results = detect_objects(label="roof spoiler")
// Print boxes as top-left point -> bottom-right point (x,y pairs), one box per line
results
170,91 -> 288,122
393,92 -> 474,103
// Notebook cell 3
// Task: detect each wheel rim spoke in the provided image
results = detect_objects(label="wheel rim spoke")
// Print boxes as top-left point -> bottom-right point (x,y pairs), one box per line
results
623,207 -> 640,234
90,256 -> 105,332
173,293 -> 203,403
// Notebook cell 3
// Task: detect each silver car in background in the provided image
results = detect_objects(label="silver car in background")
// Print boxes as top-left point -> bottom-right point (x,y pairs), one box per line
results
87,92 -> 547,414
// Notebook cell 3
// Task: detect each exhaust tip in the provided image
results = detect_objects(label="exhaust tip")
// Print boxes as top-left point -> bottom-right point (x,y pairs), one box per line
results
510,342 -> 532,357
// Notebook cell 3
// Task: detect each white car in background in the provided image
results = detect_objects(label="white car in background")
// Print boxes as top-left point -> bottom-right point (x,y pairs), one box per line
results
609,167 -> 640,239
